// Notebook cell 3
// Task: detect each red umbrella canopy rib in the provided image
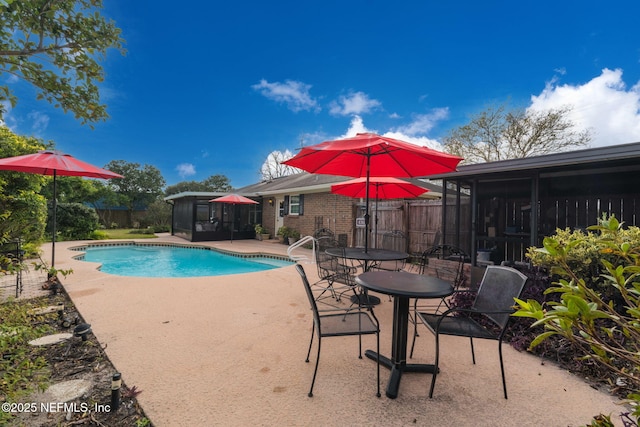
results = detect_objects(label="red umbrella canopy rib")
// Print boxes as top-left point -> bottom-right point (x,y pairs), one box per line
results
209,194 -> 259,204
0,150 -> 123,179
331,177 -> 429,199
282,133 -> 462,178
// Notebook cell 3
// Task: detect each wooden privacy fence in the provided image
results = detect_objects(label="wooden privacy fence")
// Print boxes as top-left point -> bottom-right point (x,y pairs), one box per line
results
355,199 -> 444,255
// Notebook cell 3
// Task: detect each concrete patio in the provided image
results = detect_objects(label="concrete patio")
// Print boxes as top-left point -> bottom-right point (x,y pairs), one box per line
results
34,235 -> 626,426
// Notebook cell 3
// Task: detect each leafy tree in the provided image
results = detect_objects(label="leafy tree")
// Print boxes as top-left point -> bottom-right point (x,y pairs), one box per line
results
103,160 -> 165,226
164,174 -> 233,196
84,179 -> 119,226
201,174 -> 233,192
260,150 -> 299,180
0,126 -> 47,243
443,104 -> 591,163
0,0 -> 126,125
142,199 -> 171,229
41,175 -> 101,204
53,202 -> 99,240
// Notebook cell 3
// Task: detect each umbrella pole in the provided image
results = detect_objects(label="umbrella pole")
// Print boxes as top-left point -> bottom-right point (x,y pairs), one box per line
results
374,184 -> 379,249
364,154 -> 371,253
51,171 -> 57,268
230,204 -> 235,243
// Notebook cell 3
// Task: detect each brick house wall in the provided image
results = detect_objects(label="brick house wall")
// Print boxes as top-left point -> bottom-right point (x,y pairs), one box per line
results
260,197 -> 277,237
282,193 -> 357,246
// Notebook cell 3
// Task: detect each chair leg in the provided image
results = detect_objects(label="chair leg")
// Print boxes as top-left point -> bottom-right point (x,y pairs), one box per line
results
498,340 -> 508,399
305,326 -> 315,363
376,331 -> 381,398
308,336 -> 321,397
469,337 -> 476,364
409,318 -> 418,359
428,331 -> 440,398
409,299 -> 419,358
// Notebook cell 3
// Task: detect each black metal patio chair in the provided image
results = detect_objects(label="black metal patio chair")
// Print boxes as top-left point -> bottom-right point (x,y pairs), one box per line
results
313,236 -> 358,307
409,244 -> 469,357
373,230 -> 407,272
295,264 -> 380,397
414,265 -> 528,399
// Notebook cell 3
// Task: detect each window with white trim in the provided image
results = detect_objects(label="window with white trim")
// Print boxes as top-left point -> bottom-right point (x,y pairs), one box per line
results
289,195 -> 301,215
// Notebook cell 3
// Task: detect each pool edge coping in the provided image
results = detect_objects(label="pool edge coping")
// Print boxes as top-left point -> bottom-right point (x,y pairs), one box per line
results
68,241 -> 295,264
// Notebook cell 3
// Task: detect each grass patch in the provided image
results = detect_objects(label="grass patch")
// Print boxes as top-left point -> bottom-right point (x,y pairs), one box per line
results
0,298 -> 55,425
100,229 -> 159,240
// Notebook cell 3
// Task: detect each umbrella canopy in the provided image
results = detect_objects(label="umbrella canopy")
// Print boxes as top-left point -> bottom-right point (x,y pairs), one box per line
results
0,150 -> 124,179
0,150 -> 123,267
209,194 -> 259,242
283,133 -> 462,251
330,177 -> 429,199
209,194 -> 260,205
331,177 -> 430,248
282,132 -> 462,178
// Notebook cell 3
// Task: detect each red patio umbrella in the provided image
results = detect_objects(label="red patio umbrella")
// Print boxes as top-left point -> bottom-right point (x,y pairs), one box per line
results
331,177 -> 430,248
209,194 -> 259,242
283,133 -> 462,251
0,150 -> 124,267
331,176 -> 429,199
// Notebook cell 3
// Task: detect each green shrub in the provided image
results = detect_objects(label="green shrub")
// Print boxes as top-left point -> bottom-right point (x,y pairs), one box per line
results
277,226 -> 291,238
515,214 -> 640,425
89,230 -> 109,240
51,203 -> 100,240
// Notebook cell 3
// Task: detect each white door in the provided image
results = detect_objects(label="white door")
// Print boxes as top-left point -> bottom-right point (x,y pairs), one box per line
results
275,196 -> 284,233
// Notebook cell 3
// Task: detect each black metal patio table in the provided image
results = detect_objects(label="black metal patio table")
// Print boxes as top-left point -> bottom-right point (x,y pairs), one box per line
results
325,247 -> 409,305
355,270 -> 453,399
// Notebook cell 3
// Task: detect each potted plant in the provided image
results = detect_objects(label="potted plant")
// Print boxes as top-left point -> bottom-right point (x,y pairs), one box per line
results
277,226 -> 290,244
288,229 -> 301,245
254,224 -> 270,241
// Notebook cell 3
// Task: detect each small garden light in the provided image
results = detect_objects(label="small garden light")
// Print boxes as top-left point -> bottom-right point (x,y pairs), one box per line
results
73,323 -> 92,341
111,372 -> 121,412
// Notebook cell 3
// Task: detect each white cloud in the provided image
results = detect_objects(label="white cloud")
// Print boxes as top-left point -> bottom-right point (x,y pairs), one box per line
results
252,79 -> 319,112
336,114 -> 445,150
176,163 -> 196,178
339,115 -> 374,138
529,68 -> 640,147
27,111 -> 49,134
393,108 -> 449,136
329,91 -> 381,116
0,100 -> 14,128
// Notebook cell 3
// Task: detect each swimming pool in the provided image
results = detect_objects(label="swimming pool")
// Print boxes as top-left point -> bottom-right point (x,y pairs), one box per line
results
74,243 -> 294,278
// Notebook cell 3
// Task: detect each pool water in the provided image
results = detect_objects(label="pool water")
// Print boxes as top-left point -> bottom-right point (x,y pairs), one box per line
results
80,244 -> 293,278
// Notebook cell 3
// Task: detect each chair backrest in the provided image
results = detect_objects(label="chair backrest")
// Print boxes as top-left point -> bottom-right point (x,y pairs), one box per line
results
381,230 -> 407,252
315,237 -> 343,279
473,265 -> 528,329
296,264 -> 321,327
419,244 -> 468,287
313,228 -> 334,240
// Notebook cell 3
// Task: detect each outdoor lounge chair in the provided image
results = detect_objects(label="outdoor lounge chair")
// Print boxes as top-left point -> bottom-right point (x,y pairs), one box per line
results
296,264 -> 380,397
414,265 -> 528,399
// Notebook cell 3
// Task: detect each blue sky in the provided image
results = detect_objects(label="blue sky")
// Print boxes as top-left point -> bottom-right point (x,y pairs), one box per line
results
3,1 -> 640,188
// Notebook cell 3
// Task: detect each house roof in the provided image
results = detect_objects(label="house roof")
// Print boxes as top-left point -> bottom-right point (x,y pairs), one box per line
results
164,191 -> 229,202
427,141 -> 640,180
235,172 -> 442,198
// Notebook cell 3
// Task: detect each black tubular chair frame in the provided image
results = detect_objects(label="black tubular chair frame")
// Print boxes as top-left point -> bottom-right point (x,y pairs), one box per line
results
296,264 -> 381,398
415,265 -> 528,399
409,244 -> 469,357
313,237 -> 357,306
